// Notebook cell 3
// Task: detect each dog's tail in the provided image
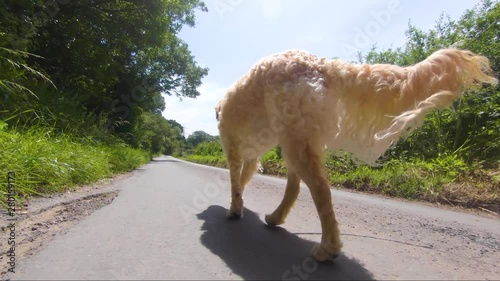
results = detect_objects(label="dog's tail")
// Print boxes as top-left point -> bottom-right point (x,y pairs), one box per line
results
375,48 -> 497,142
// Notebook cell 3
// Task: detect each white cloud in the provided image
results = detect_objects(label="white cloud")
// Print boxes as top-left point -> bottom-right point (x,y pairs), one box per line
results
162,81 -> 229,137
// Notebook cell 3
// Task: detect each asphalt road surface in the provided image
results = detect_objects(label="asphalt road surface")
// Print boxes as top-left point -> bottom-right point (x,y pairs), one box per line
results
8,156 -> 500,280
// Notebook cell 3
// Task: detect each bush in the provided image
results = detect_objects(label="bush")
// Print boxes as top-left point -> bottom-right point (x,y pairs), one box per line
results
326,153 -> 473,200
193,141 -> 224,157
260,147 -> 287,176
0,121 -> 150,207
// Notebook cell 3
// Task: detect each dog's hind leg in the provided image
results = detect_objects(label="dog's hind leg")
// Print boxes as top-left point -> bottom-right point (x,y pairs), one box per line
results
226,159 -> 257,219
240,159 -> 258,191
281,139 -> 342,261
265,170 -> 300,226
225,146 -> 244,219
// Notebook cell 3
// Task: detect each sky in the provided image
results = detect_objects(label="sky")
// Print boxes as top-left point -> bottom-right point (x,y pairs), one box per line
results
162,0 -> 482,137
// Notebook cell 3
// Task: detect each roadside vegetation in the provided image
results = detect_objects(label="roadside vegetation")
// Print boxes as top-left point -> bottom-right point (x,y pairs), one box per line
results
1,0 -> 498,213
1,120 -> 150,202
0,0 -> 207,207
183,1 -> 500,213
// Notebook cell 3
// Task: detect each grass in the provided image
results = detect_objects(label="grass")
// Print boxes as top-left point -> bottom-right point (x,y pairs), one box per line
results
0,122 -> 150,208
182,154 -> 227,168
183,144 -> 499,213
323,153 -> 499,210
105,144 -> 152,173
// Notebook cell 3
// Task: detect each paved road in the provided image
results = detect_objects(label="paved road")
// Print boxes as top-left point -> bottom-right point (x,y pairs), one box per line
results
8,156 -> 500,280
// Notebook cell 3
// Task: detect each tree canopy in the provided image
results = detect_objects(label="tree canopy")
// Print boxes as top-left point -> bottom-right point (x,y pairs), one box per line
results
186,130 -> 218,148
0,0 -> 208,154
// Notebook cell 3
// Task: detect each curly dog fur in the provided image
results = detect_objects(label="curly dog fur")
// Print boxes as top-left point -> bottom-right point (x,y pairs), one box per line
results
215,48 -> 497,261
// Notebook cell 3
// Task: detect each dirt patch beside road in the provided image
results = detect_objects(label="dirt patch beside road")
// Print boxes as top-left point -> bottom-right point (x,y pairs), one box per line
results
0,172 -> 135,279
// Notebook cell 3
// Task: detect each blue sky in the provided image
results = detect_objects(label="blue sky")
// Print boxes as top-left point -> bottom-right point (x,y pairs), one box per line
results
162,0 -> 482,137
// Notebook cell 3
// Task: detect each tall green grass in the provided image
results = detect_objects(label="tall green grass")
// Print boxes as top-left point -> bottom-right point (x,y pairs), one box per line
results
181,141 -> 227,167
323,152 -> 498,209
105,144 -> 152,173
0,121 -> 150,207
182,154 -> 227,168
325,153 -> 467,198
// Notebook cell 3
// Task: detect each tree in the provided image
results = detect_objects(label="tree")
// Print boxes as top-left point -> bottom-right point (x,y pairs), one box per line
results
0,0 -> 209,148
0,0 -> 50,112
360,0 -> 500,164
186,130 -> 216,147
133,112 -> 187,156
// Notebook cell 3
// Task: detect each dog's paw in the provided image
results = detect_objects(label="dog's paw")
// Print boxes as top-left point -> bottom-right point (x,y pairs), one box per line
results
311,242 -> 342,262
264,213 -> 284,226
226,210 -> 243,219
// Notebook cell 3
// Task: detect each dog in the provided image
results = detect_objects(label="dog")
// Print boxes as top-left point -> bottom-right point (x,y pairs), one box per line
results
215,48 -> 497,261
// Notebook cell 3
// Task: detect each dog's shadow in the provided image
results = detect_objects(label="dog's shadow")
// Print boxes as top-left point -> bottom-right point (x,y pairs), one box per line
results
197,205 -> 375,280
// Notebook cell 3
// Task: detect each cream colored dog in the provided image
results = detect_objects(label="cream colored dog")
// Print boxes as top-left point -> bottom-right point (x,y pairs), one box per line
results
215,48 -> 497,261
